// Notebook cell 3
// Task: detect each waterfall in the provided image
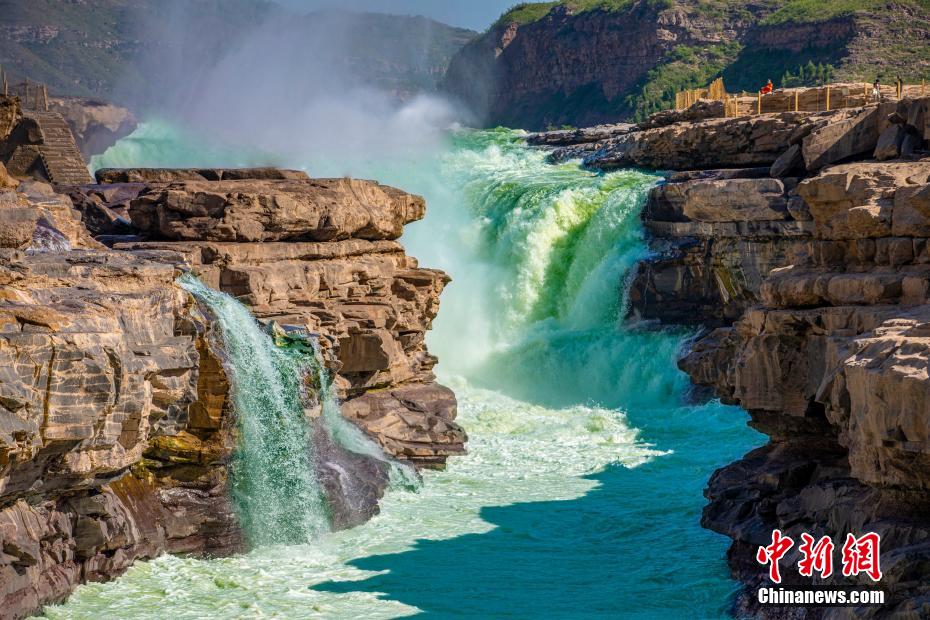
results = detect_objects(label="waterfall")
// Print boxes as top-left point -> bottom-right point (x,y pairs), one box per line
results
53,127 -> 763,619
179,274 -> 329,544
178,274 -> 419,545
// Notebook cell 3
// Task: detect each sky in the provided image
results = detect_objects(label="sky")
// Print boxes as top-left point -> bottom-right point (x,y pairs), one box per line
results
273,0 -> 518,30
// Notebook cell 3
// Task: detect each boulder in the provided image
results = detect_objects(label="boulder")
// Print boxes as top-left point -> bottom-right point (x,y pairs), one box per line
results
796,161 -> 930,238
769,143 -> 804,178
801,105 -> 884,171
874,124 -> 905,160
649,177 -> 788,223
341,383 -> 467,468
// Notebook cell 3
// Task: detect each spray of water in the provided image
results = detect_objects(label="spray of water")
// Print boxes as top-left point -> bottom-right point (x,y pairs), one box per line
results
306,339 -> 421,491
116,2 -> 467,174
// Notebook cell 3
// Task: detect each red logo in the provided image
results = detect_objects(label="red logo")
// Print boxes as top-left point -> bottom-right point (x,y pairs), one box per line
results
798,534 -> 834,578
756,529 -> 794,584
756,531 -> 882,583
841,533 -> 882,581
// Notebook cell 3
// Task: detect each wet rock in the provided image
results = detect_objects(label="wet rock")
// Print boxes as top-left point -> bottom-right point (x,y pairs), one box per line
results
341,383 -> 467,468
525,123 -> 634,147
0,171 -> 460,616
597,93 -> 930,615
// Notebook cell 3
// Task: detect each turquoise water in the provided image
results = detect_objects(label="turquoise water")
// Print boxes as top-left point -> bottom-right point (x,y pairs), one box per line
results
42,123 -> 763,619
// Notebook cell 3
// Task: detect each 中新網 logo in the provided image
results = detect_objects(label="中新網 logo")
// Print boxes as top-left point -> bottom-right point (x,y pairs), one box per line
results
756,530 -> 882,583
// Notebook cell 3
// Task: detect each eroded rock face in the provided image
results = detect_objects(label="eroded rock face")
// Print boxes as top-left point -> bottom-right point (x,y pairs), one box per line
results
534,98 -> 930,174
95,167 -> 310,184
0,243 -> 241,619
603,95 -> 930,616
673,161 -> 930,616
47,97 -> 137,158
69,173 -> 465,468
0,96 -> 21,142
629,169 -> 812,326
583,107 -> 896,171
109,236 -> 465,467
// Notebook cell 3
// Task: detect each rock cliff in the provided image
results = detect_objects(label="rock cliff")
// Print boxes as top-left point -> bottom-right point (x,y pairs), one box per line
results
532,94 -> 930,616
0,167 -> 463,617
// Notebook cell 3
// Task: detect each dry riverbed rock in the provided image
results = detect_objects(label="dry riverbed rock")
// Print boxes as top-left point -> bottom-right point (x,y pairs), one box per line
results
127,177 -> 425,242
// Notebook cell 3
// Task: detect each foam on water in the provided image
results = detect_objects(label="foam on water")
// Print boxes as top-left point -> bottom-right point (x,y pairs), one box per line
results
40,381 -> 665,619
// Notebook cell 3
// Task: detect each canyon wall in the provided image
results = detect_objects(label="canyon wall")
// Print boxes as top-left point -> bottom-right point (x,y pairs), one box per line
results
443,0 -> 930,130
532,93 -> 930,616
0,165 -> 463,618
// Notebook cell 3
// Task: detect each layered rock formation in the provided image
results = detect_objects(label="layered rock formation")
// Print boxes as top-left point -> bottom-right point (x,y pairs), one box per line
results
680,159 -> 930,618
72,169 -> 467,467
534,95 -> 930,616
0,167 -> 463,617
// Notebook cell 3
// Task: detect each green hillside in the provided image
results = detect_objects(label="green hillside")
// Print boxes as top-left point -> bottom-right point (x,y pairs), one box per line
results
444,0 -> 930,128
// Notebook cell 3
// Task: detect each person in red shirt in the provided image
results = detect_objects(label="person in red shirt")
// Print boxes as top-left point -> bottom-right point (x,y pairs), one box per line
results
760,79 -> 774,95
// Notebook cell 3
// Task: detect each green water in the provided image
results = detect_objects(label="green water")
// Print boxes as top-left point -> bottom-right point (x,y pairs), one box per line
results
41,124 -> 763,619
178,273 -> 329,544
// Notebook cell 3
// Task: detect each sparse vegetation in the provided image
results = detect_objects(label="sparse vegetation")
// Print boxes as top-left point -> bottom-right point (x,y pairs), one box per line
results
496,0 -> 676,27
623,42 -> 740,122
761,0 -> 930,25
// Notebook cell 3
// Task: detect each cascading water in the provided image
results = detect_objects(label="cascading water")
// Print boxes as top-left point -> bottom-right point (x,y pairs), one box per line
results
177,274 -> 417,545
178,274 -> 330,544
44,125 -> 763,620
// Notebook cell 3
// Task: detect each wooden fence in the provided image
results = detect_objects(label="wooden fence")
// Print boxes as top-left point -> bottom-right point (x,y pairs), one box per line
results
674,77 -> 726,110
676,79 -> 930,117
0,66 -> 50,111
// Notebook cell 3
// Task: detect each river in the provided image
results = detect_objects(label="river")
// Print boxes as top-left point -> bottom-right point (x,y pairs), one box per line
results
40,123 -> 761,619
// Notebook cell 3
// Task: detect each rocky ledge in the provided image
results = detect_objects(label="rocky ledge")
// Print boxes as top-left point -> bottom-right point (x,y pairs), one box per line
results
0,164 -> 464,618
534,95 -> 930,617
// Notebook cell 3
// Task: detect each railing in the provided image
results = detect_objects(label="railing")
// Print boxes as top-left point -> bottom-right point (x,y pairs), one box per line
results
0,65 -> 50,111
676,79 -> 930,118
674,77 -> 726,109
